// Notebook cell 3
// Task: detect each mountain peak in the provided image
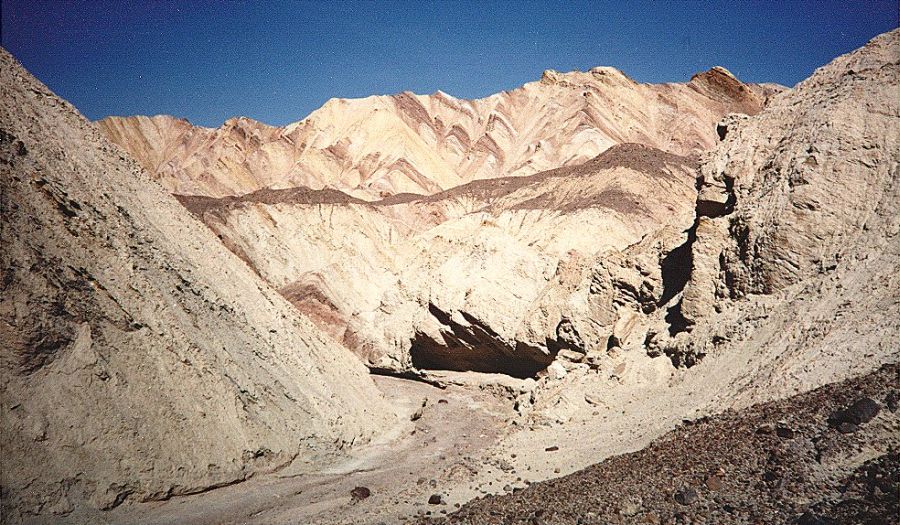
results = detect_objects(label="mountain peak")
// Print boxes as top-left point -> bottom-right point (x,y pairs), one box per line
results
99,65 -> 776,199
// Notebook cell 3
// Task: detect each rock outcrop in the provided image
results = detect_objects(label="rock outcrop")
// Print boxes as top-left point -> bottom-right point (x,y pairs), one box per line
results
651,27 -> 900,375
0,48 -> 393,521
98,68 -> 779,199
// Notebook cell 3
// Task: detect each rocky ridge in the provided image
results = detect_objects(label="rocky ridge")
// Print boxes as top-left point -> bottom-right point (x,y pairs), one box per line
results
98,67 -> 780,199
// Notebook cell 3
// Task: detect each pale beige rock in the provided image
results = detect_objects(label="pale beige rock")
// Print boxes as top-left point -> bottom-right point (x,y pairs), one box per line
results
679,217 -> 730,325
177,145 -> 700,375
0,48 -> 394,520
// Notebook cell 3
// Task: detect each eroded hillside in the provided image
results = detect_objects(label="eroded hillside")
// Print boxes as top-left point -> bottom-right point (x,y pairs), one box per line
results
0,48 -> 395,521
98,67 -> 781,199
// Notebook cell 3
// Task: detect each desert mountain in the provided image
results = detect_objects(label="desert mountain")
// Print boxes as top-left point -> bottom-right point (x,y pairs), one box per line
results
176,143 -> 700,376
177,18 -> 898,384
98,66 -> 781,199
0,48 -> 394,520
2,26 -> 898,525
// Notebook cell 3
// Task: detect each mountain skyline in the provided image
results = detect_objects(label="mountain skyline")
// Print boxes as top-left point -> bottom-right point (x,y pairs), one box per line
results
2,0 -> 896,127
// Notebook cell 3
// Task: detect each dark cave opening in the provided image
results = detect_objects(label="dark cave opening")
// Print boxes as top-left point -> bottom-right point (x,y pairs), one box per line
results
409,337 -> 551,379
408,303 -> 554,379
658,222 -> 697,307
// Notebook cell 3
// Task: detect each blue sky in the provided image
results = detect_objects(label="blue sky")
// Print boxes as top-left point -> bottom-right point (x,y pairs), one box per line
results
2,1 -> 896,127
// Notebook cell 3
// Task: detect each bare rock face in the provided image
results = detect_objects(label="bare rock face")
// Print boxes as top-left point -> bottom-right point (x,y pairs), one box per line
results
697,30 -> 899,298
98,67 -> 778,199
0,48 -> 393,520
648,29 -> 900,377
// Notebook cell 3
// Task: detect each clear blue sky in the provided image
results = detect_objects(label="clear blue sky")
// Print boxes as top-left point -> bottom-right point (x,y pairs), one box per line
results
2,1 -> 896,127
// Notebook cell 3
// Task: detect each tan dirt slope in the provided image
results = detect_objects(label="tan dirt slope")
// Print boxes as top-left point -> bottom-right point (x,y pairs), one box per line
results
0,48 -> 394,522
98,67 -> 781,199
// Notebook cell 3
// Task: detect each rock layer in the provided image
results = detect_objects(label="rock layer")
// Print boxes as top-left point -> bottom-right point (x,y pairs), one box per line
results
0,48 -> 393,520
98,68 -> 780,199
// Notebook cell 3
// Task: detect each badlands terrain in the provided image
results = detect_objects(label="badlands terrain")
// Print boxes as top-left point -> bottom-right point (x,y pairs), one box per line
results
1,27 -> 898,525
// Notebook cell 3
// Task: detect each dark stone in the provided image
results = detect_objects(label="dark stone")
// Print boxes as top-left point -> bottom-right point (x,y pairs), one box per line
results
829,398 -> 880,428
674,487 -> 698,505
846,397 -> 881,423
545,446 -> 559,452
428,494 -> 444,505
776,426 -> 796,439
350,486 -> 371,501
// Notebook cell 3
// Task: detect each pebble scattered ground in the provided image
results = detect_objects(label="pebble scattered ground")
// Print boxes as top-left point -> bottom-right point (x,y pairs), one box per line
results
420,364 -> 899,525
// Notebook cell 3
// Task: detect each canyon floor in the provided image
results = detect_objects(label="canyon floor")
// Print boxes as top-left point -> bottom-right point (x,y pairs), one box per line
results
46,362 -> 900,525
54,373 -> 515,525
